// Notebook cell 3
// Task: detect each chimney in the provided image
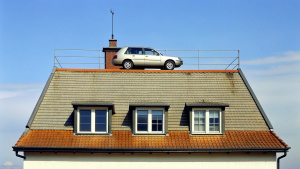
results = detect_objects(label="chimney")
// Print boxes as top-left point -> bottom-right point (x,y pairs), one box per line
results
102,39 -> 121,69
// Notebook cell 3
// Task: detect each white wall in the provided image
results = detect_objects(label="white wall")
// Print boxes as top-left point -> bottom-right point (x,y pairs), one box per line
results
24,152 -> 276,169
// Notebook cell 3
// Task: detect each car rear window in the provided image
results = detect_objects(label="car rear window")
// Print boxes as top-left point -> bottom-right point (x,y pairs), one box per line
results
125,48 -> 143,55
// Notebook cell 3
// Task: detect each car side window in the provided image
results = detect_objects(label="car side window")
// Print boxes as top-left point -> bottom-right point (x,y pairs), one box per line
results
126,48 -> 143,55
145,48 -> 159,56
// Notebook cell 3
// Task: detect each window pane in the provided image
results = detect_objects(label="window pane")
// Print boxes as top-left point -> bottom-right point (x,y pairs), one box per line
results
158,124 -> 162,131
95,110 -> 107,132
130,48 -> 143,55
152,110 -> 163,116
95,110 -> 106,123
194,111 -> 199,118
194,117 -> 200,124
209,124 -> 214,131
215,124 -> 220,131
200,118 -> 205,123
209,110 -> 220,132
96,124 -> 106,132
194,110 -> 205,132
152,110 -> 163,132
138,110 -> 148,116
209,111 -> 214,118
80,124 -> 91,131
138,116 -> 148,123
137,110 -> 148,131
145,48 -> 155,55
80,110 -> 91,131
137,110 -> 148,123
152,124 -> 157,131
199,124 -> 205,131
194,124 -> 199,131
137,124 -> 147,131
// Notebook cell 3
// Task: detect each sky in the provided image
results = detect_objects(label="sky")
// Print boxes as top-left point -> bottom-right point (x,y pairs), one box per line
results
0,0 -> 299,168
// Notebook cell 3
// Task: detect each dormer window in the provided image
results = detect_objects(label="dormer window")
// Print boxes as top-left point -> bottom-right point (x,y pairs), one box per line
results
130,103 -> 170,135
78,108 -> 108,133
72,102 -> 114,135
136,108 -> 164,133
192,108 -> 221,134
186,102 -> 229,135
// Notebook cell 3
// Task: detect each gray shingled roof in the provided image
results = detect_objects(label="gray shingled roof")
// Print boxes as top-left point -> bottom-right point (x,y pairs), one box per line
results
28,69 -> 270,131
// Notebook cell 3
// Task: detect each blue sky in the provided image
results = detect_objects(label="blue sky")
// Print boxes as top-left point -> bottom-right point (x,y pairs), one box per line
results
0,0 -> 299,168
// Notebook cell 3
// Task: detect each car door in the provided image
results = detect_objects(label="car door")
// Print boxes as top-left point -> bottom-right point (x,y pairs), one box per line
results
128,47 -> 145,66
144,48 -> 161,66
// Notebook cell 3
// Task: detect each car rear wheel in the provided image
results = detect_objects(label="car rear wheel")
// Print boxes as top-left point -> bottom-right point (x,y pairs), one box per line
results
164,60 -> 175,70
123,60 -> 134,69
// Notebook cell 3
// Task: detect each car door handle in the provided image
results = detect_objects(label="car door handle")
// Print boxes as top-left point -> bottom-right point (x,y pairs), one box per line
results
145,56 -> 148,57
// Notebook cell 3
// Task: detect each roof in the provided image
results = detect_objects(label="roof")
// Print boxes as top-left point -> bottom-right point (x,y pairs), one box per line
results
14,67 -> 289,153
14,130 -> 288,152
27,68 -> 270,131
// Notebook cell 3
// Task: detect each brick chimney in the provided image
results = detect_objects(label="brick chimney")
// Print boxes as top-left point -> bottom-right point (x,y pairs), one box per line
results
102,39 -> 121,69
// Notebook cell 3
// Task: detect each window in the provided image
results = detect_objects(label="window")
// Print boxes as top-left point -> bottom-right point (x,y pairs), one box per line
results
125,48 -> 143,55
77,108 -> 108,134
145,48 -> 159,56
135,108 -> 164,134
192,108 -> 221,134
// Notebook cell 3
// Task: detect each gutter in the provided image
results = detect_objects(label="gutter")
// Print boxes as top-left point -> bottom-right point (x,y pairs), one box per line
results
277,151 -> 287,169
13,147 -> 289,153
26,67 -> 57,128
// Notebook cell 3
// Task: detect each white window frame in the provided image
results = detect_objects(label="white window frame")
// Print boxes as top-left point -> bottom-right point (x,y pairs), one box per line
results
192,108 -> 222,134
135,107 -> 165,134
77,107 -> 108,134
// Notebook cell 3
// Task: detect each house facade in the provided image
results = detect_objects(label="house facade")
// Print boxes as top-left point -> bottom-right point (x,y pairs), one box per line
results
13,41 -> 289,169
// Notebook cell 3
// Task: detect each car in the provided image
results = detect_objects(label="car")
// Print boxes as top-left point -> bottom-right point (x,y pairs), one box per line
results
112,47 -> 183,70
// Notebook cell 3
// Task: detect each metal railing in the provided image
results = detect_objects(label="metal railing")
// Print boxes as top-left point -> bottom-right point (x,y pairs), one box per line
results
54,49 -> 240,70
54,49 -> 103,69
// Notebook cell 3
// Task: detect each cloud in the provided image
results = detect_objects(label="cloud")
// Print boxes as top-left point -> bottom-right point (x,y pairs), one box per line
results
242,55 -> 300,169
0,83 -> 44,99
242,51 -> 300,75
0,83 -> 43,133
2,161 -> 13,167
243,51 -> 300,65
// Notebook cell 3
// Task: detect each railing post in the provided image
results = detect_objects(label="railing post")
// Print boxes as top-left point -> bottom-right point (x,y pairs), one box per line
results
99,50 -> 101,69
54,49 -> 56,67
238,50 -> 240,69
198,50 -> 200,70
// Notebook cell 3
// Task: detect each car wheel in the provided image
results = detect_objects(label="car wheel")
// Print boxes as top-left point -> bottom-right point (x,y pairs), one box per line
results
164,60 -> 175,70
122,60 -> 134,69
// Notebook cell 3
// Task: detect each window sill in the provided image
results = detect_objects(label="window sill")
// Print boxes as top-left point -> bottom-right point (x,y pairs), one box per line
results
190,132 -> 223,136
133,133 -> 168,136
75,132 -> 112,136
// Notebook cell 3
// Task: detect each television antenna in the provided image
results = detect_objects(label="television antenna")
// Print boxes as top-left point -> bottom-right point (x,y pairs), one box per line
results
110,9 -> 115,39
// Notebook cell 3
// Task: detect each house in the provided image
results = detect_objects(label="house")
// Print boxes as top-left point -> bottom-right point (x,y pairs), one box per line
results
13,40 -> 289,169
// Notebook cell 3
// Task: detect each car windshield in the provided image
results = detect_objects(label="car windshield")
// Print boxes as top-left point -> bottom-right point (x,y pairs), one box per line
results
145,48 -> 159,56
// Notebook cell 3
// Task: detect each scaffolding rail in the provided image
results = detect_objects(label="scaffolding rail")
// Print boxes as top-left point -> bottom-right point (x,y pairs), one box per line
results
54,49 -> 240,70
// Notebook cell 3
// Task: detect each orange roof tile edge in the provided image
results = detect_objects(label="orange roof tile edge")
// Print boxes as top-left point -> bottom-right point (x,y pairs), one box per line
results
56,68 -> 238,73
14,130 -> 289,152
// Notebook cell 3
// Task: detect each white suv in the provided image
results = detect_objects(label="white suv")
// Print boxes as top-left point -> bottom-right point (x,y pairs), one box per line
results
112,47 -> 183,70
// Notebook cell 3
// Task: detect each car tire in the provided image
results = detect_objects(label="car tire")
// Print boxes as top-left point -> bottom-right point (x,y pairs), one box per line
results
164,60 -> 175,70
122,60 -> 134,69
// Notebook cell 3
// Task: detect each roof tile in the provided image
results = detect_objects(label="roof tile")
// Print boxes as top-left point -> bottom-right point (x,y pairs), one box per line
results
14,130 -> 288,151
